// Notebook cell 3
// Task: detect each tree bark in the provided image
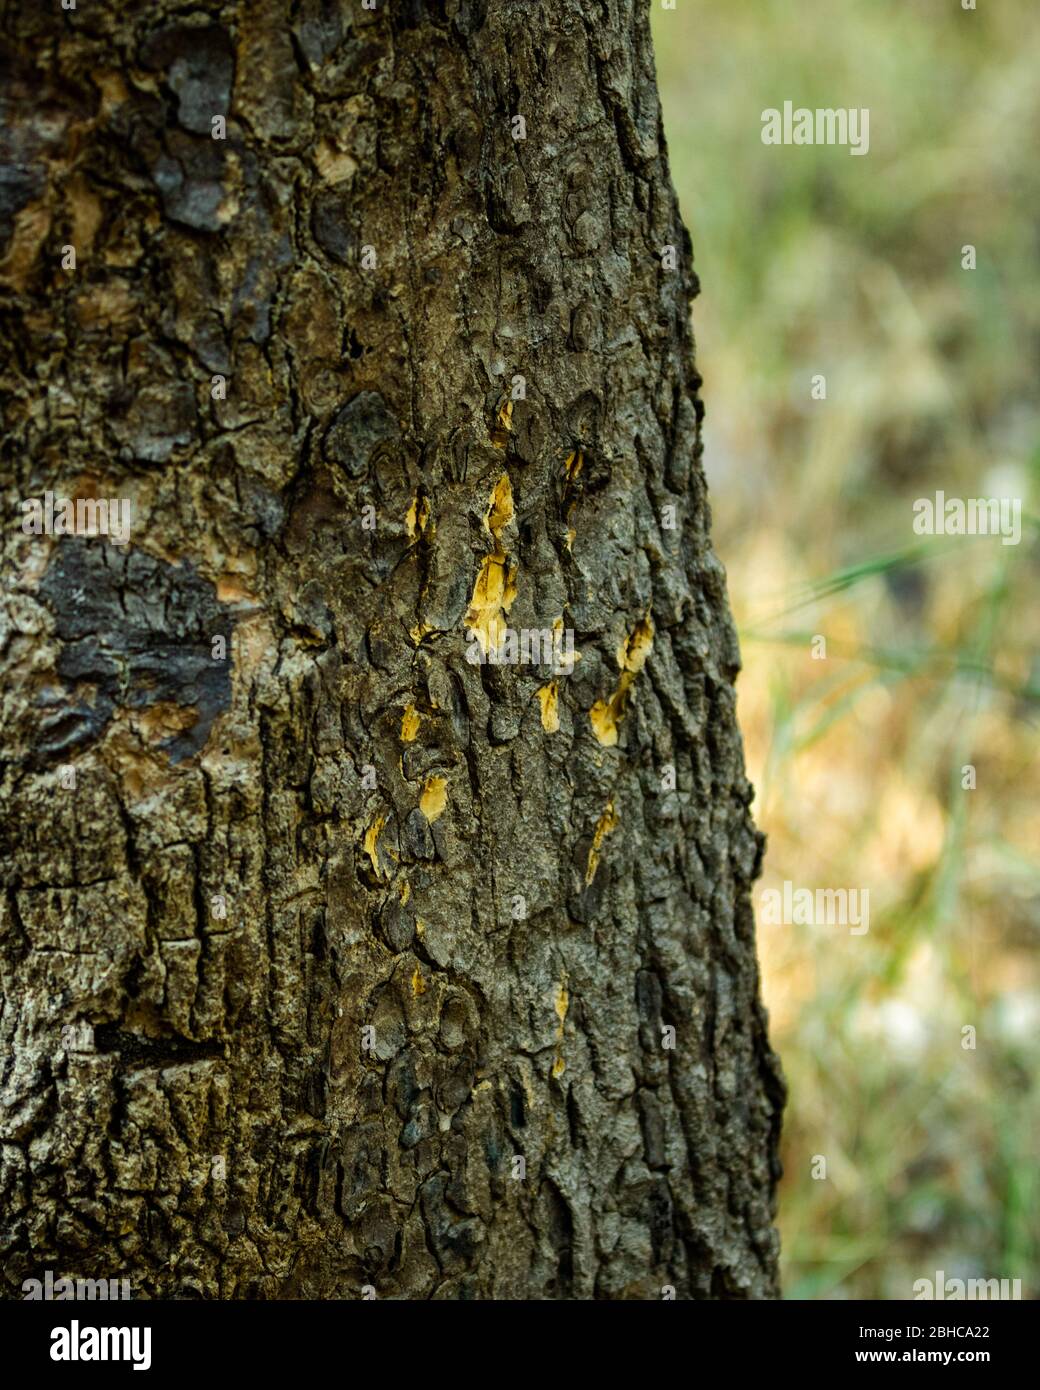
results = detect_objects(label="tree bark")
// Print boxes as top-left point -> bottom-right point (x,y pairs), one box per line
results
0,0 -> 784,1299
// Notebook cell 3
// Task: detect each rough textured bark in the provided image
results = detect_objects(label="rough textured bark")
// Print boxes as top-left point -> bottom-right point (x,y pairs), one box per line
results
0,0 -> 784,1299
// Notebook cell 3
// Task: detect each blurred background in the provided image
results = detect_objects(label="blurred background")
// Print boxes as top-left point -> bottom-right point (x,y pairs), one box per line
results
653,0 -> 1039,1299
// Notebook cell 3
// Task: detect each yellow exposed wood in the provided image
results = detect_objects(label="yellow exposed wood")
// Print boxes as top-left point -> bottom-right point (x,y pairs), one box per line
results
590,616 -> 654,746
465,474 -> 517,659
406,492 -> 430,540
363,814 -> 386,877
536,681 -> 560,733
401,704 -> 421,741
420,775 -> 448,823
485,472 -> 514,539
492,398 -> 514,448
585,799 -> 618,885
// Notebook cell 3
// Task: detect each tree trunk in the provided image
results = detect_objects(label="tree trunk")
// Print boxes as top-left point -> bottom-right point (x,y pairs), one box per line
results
0,0 -> 784,1300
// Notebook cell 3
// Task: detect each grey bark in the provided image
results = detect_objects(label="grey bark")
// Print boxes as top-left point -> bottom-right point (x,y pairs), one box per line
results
0,0 -> 784,1299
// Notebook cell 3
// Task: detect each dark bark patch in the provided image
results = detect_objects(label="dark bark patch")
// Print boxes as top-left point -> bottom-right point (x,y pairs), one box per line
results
294,1 -> 346,69
36,540 -> 233,764
323,390 -> 400,479
151,132 -> 232,233
310,185 -> 357,264
139,24 -> 234,136
93,1024 -> 224,1067
0,162 -> 44,249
